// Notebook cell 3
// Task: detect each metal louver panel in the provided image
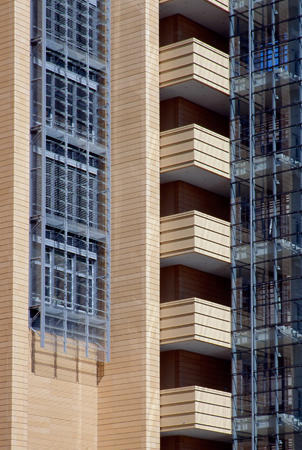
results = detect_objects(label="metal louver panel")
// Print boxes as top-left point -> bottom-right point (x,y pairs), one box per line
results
29,0 -> 110,362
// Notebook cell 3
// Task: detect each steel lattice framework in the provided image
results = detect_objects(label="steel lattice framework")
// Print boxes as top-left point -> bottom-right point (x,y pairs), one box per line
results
231,0 -> 302,448
29,0 -> 110,361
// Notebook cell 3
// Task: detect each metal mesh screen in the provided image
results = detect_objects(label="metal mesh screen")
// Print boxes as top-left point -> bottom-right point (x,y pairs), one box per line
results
30,0 -> 110,361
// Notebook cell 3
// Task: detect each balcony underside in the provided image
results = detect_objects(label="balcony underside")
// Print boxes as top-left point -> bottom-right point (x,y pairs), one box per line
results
160,251 -> 229,278
161,165 -> 230,198
159,0 -> 229,37
161,428 -> 231,442
160,340 -> 230,359
160,79 -> 229,117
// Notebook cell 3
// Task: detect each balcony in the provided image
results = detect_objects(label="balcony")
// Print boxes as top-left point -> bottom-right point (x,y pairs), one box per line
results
160,298 -> 231,359
160,38 -> 229,116
159,0 -> 229,38
160,211 -> 230,278
160,124 -> 230,196
161,386 -> 232,441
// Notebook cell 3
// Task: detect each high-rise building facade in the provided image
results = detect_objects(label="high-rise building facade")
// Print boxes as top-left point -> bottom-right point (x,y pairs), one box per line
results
0,0 -> 235,449
231,0 -> 302,449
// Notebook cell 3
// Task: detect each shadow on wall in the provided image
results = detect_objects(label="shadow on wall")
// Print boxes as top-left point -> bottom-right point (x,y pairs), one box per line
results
30,331 -> 104,386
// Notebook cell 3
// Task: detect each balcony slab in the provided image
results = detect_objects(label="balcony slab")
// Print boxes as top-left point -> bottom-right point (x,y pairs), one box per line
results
159,0 -> 229,37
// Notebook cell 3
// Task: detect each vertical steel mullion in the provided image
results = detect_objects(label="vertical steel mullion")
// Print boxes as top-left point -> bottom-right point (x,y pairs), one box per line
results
51,160 -> 54,219
72,255 -> 76,313
73,81 -> 76,137
300,5 -> 302,168
299,0 -> 302,291
105,0 -> 111,363
73,170 -> 76,235
40,0 -> 47,349
85,2 -> 90,358
29,0 -> 36,326
63,307 -> 67,352
271,3 -> 279,448
230,5 -> 238,449
51,74 -> 55,128
248,0 -> 256,448
50,249 -> 54,303
299,0 -> 302,370
295,8 -> 302,445
63,0 -> 68,354
92,263 -> 97,316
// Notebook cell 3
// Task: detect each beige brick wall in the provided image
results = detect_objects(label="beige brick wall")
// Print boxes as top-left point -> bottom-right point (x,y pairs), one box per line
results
28,335 -> 98,450
0,1 -> 30,448
98,0 -> 160,449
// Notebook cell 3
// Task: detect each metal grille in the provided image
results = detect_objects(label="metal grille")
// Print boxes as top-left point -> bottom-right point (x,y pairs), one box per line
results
231,0 -> 302,448
30,0 -> 110,361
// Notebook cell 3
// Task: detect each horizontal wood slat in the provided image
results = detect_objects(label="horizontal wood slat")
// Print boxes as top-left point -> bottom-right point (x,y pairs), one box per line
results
161,386 -> 231,439
161,211 -> 230,263
161,124 -> 230,180
160,38 -> 229,95
160,298 -> 231,349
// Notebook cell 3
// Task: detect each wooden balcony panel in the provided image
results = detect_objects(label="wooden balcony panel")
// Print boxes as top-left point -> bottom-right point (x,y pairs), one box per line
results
160,124 -> 230,195
161,212 -> 229,259
161,386 -> 232,441
160,298 -> 231,356
160,39 -> 229,92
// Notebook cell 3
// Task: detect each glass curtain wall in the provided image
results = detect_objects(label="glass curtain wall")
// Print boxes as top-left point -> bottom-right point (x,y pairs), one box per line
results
29,0 -> 110,361
231,0 -> 302,448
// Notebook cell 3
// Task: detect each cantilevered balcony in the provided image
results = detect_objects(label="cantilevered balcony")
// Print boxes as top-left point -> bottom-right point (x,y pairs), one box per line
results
161,386 -> 232,441
159,0 -> 229,38
160,211 -> 230,278
160,38 -> 229,116
160,298 -> 231,359
160,124 -> 230,196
